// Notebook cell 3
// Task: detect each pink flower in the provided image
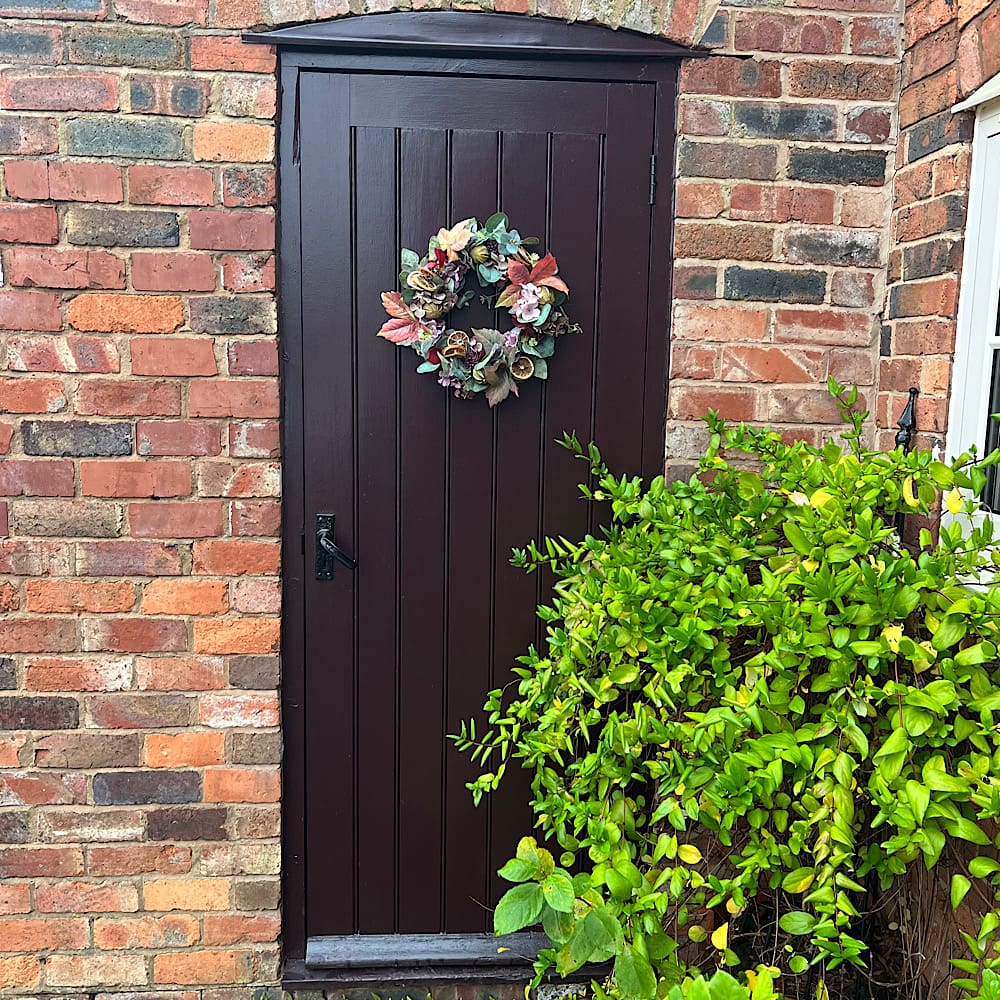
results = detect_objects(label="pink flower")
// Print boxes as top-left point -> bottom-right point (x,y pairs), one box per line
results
510,283 -> 542,324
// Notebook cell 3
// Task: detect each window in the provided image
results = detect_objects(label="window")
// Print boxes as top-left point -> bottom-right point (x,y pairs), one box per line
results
947,93 -> 1000,509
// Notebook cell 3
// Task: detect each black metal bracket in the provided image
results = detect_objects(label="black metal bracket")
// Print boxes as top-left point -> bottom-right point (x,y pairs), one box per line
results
895,386 -> 919,455
315,514 -> 356,580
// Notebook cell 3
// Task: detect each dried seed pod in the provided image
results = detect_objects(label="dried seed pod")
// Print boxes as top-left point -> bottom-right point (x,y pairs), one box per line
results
538,287 -> 555,306
406,267 -> 441,292
469,244 -> 490,264
421,302 -> 445,320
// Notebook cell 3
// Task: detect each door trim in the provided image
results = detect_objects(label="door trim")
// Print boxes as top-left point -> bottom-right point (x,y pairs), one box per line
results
271,14 -> 685,979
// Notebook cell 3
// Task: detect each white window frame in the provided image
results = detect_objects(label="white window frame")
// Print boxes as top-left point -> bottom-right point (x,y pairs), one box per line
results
946,94 -> 1000,468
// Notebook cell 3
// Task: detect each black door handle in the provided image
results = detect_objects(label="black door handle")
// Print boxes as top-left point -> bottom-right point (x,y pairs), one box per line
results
316,514 -> 356,579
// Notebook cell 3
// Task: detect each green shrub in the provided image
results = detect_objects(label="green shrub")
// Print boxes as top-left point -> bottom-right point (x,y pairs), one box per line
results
455,382 -> 1000,1000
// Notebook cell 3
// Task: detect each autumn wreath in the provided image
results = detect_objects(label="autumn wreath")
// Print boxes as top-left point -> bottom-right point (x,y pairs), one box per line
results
377,213 -> 580,407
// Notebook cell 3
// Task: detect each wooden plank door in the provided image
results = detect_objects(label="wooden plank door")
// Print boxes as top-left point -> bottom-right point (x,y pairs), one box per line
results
294,70 -> 661,941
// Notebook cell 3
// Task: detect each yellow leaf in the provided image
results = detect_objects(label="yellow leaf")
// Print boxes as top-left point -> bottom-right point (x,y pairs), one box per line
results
725,897 -> 743,915
945,487 -> 963,515
902,476 -> 919,507
882,625 -> 903,653
809,488 -> 833,508
803,558 -> 819,572
677,844 -> 702,864
711,922 -> 729,951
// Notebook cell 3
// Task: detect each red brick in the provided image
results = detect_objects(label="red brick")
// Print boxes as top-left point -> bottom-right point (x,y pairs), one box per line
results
0,460 -> 74,496
81,460 -> 191,498
144,877 -> 230,911
227,339 -> 278,376
68,293 -> 183,334
0,204 -> 57,244
899,65 -> 958,128
232,577 -> 279,613
787,59 -> 897,100
203,768 -> 279,802
674,222 -> 774,261
222,167 -> 276,208
116,0 -> 207,24
77,380 -> 181,417
0,771 -> 85,804
889,275 -> 959,318
720,345 -> 826,383
7,334 -> 120,374
137,420 -> 222,456
734,12 -> 845,53
214,76 -> 276,118
93,913 -> 200,949
0,378 -> 67,414
87,845 -> 192,876
189,210 -> 274,251
194,122 -> 274,163
774,308 -> 875,346
0,915 -> 86,951
231,499 -> 280,536
190,36 -> 276,72
46,953 -> 146,988
0,847 -> 83,878
136,655 -> 225,691
680,56 -> 782,97
669,385 -> 756,421
675,181 -> 725,219
8,160 -> 124,203
672,303 -> 769,342
197,461 -> 280,497
203,913 -> 279,945
0,885 -> 31,915
0,72 -> 117,111
730,184 -> 835,224
0,955 -> 41,990
221,254 -> 275,292
852,15 -> 899,55
81,618 -> 187,653
0,115 -> 57,155
131,252 -> 216,292
130,500 -> 224,537
199,692 -> 279,727
189,380 -> 279,417
193,539 -> 279,575
905,23 -> 959,84
36,880 -> 139,914
77,540 -> 183,577
9,248 -> 125,290
131,338 -> 217,377
25,656 -> 132,691
0,290 -> 62,331
679,98 -> 731,136
194,617 -> 280,655
127,165 -> 215,206
229,420 -> 279,458
25,580 -> 135,613
143,732 -> 224,768
0,424 -> 12,454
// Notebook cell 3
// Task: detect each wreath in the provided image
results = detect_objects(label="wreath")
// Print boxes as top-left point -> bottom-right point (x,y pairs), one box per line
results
377,212 -> 580,407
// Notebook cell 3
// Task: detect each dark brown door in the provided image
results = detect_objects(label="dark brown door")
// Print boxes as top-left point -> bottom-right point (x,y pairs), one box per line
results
295,70 -> 663,941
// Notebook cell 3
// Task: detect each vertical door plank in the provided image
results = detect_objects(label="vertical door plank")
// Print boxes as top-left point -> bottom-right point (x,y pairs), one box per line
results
396,127 -> 450,933
488,131 -> 549,901
594,84 -> 656,478
443,129 -> 500,932
300,71 -> 356,935
353,124 -> 400,933
542,132 -> 603,549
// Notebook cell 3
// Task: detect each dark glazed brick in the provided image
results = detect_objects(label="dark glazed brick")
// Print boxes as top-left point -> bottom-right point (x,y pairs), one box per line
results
903,238 -> 962,280
130,76 -> 209,117
67,27 -> 184,69
147,806 -> 227,841
67,118 -> 183,160
4,0 -> 102,12
229,732 -> 281,765
0,813 -> 28,844
735,103 -> 836,140
880,325 -> 892,357
906,110 -> 973,163
698,10 -> 728,47
0,658 -> 14,690
228,655 -> 279,690
0,696 -> 78,730
723,266 -> 827,304
0,27 -> 62,64
23,421 -> 132,458
677,140 -> 778,181
34,732 -> 141,768
788,148 -> 887,186
189,296 -> 276,335
67,209 -> 179,248
784,230 -> 881,268
93,770 -> 200,805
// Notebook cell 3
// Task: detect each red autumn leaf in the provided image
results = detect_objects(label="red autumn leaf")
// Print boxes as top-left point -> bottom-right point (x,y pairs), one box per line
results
381,290 -> 410,319
505,261 -> 531,286
378,316 -> 423,344
502,254 -> 569,299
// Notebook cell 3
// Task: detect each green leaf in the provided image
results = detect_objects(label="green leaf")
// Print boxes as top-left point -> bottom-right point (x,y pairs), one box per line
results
789,955 -> 809,974
541,870 -> 576,913
707,970 -> 748,1000
969,857 -> 1000,879
952,874 -> 972,910
779,911 -> 816,936
614,945 -> 657,1000
542,905 -> 574,945
497,858 -> 536,883
494,883 -> 544,935
782,868 -> 815,894
932,615 -> 967,651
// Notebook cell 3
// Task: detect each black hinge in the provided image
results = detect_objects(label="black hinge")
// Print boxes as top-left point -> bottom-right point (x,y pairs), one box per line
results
649,154 -> 657,206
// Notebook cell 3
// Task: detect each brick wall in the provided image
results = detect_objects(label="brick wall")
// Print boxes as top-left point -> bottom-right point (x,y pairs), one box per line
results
880,0 -> 998,455
0,0 -> 906,995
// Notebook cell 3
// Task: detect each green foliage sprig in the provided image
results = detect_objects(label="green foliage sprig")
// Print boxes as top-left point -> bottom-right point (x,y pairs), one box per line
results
455,381 -> 1000,1000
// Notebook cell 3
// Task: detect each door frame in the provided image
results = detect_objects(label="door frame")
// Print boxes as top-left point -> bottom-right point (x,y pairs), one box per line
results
245,10 -> 697,985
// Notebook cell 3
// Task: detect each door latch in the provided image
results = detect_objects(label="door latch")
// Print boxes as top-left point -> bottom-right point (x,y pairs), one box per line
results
315,514 -> 356,580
